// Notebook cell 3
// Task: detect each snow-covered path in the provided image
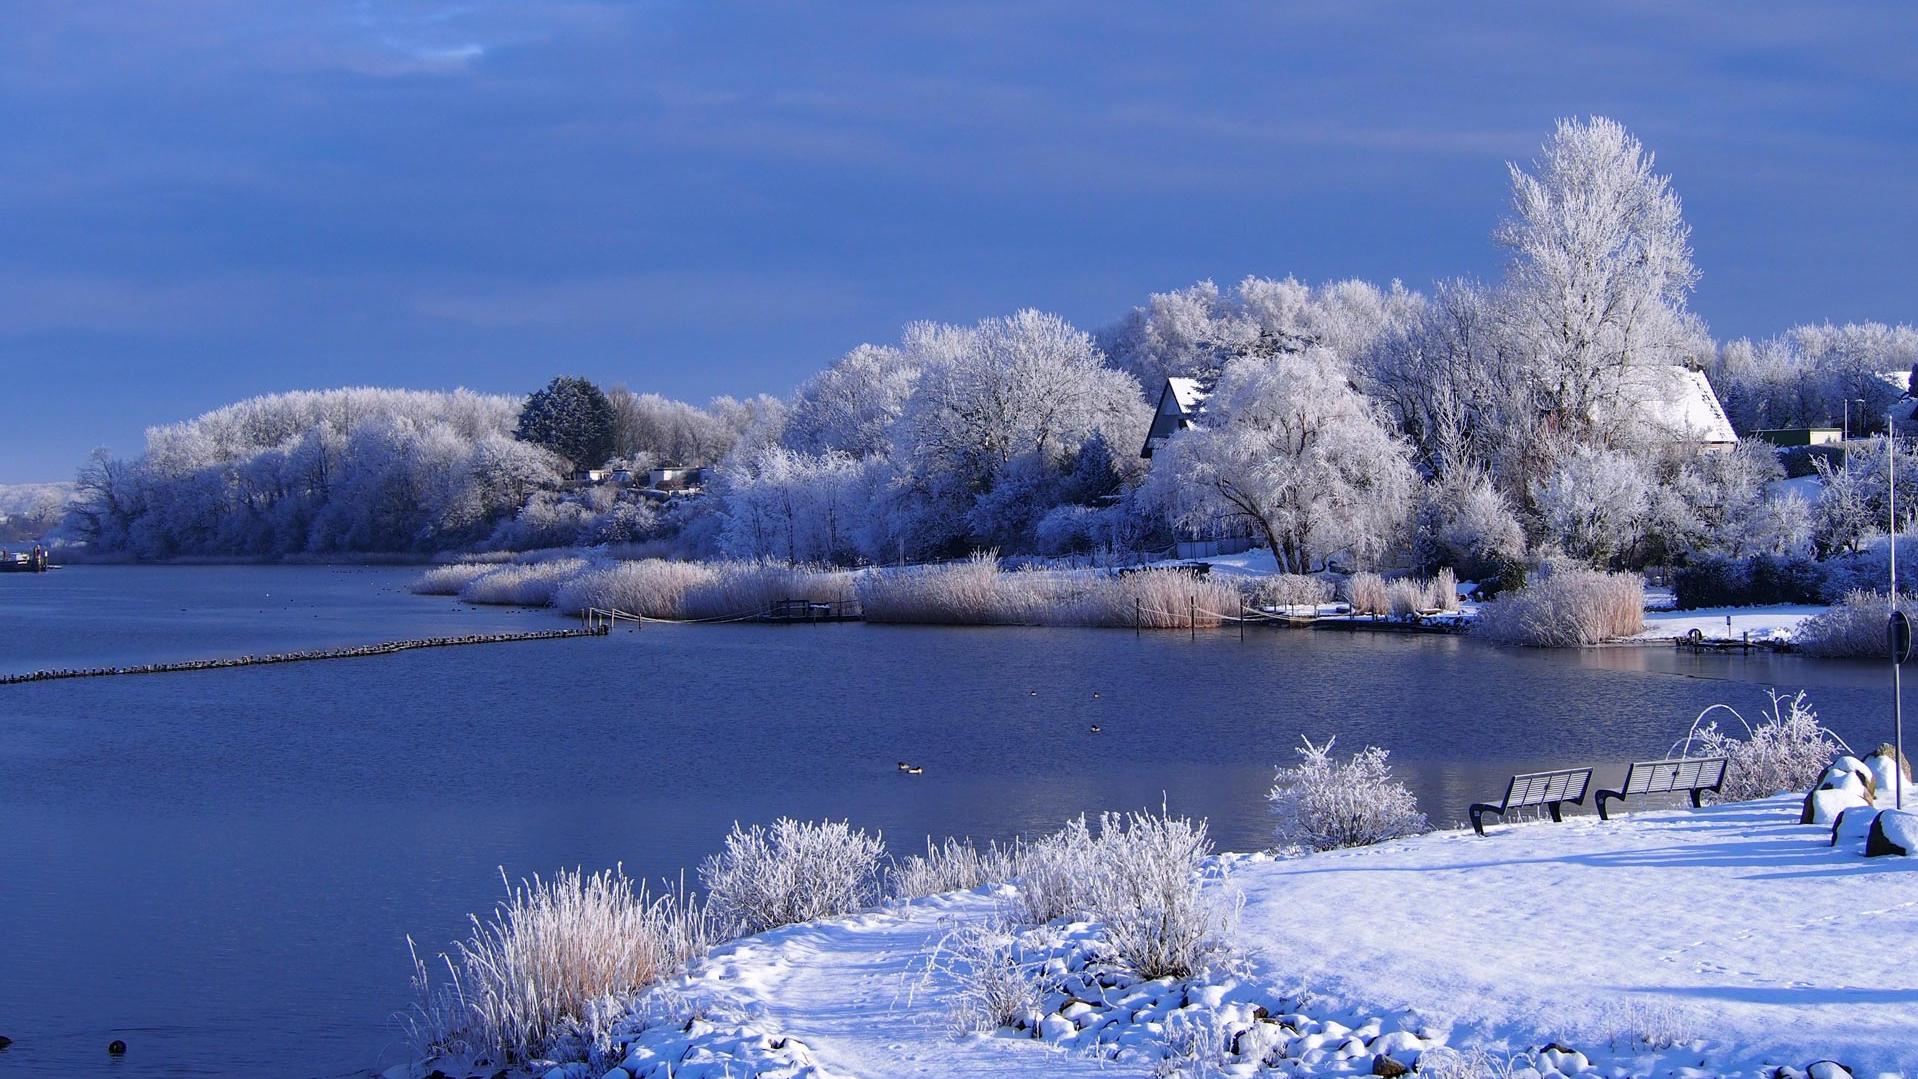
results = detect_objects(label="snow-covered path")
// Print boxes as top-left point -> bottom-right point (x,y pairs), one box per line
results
686,890 -> 1124,1078
1231,795 -> 1918,1073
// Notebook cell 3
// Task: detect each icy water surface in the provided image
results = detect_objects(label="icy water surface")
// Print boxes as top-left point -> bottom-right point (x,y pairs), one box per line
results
0,565 -> 1899,1077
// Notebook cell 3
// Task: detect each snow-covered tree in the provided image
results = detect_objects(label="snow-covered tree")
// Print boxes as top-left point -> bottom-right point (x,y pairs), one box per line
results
1149,349 -> 1416,573
782,343 -> 921,457
1533,445 -> 1652,565
1497,117 -> 1703,447
1412,466 -> 1526,577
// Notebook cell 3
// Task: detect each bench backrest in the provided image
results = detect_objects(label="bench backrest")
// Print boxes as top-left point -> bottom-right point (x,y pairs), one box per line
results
1502,768 -> 1592,809
1622,756 -> 1727,795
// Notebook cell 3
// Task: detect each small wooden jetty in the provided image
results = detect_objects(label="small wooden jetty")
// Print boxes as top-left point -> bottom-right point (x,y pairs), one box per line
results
0,545 -> 51,573
1673,627 -> 1770,654
0,625 -> 608,685
761,598 -> 862,624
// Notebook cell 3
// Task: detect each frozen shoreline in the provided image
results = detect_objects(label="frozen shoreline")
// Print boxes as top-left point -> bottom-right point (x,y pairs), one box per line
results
409,794 -> 1917,1079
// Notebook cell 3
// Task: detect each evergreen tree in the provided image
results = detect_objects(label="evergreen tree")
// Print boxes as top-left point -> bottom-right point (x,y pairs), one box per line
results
515,377 -> 616,473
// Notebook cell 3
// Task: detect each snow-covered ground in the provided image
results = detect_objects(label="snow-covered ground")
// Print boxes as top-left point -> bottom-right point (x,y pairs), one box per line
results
1630,603 -> 1825,643
518,795 -> 1916,1079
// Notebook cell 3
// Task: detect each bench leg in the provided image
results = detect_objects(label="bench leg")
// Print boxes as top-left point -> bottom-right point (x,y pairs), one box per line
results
1596,792 -> 1618,820
1690,788 -> 1705,808
1547,802 -> 1563,823
1469,804 -> 1497,837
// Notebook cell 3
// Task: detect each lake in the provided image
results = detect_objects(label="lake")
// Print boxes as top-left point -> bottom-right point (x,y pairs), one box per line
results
0,565 -> 1897,1078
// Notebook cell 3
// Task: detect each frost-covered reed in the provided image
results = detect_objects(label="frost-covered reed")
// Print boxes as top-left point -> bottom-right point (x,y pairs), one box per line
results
699,818 -> 886,936
888,836 -> 1022,902
456,558 -> 590,606
1793,590 -> 1918,658
1674,690 -> 1851,802
924,920 -> 1057,1035
1268,736 -> 1429,852
678,562 -> 854,621
411,562 -> 497,595
550,559 -> 718,617
1472,566 -> 1643,646
1344,572 -> 1390,617
405,867 -> 712,1064
858,555 -> 1241,628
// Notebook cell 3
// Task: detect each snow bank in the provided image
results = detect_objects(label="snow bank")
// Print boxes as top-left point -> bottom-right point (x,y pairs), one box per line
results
1632,603 -> 1824,643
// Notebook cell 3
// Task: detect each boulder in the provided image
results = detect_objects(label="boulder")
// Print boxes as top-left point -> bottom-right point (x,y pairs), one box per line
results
1803,786 -> 1869,826
1862,744 -> 1913,802
1866,809 -> 1918,857
1818,758 -> 1875,800
1372,1053 -> 1412,1077
1807,1062 -> 1853,1079
1830,806 -> 1882,849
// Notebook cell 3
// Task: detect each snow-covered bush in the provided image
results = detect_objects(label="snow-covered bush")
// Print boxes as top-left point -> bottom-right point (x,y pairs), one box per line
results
1472,566 -> 1644,646
1269,736 -> 1429,852
924,920 -> 1057,1035
411,562 -> 496,595
1008,815 -> 1097,925
1345,571 -> 1389,617
1249,573 -> 1332,610
457,558 -> 590,606
1080,809 -> 1235,980
1384,570 -> 1458,616
1672,553 -> 1826,610
549,559 -> 718,617
1534,445 -> 1652,566
1794,590 -> 1918,658
698,818 -> 885,936
1674,690 -> 1852,802
887,836 -> 1021,902
405,867 -> 712,1063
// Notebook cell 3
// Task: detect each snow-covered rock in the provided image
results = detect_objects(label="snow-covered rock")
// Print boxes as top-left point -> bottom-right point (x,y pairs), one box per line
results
1865,809 -> 1917,857
1803,786 -> 1870,826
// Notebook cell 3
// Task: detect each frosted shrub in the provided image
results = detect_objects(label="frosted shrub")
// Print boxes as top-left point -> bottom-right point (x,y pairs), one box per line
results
457,558 -> 590,606
1674,690 -> 1851,801
1081,809 -> 1234,980
1269,736 -> 1429,852
1008,815 -> 1097,924
1008,811 -> 1233,979
698,818 -> 885,936
1434,567 -> 1458,610
549,559 -> 717,618
1345,572 -> 1389,617
405,866 -> 712,1064
412,563 -> 497,595
1793,590 -> 1918,658
1250,573 -> 1332,611
1472,567 -> 1644,646
887,836 -> 1021,902
924,920 -> 1057,1035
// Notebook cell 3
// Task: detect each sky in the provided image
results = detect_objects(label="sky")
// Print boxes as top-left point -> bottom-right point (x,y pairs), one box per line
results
2,2 -> 1915,482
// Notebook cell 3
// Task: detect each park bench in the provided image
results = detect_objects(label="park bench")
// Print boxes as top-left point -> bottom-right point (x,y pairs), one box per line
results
1594,756 -> 1728,819
1469,767 -> 1594,836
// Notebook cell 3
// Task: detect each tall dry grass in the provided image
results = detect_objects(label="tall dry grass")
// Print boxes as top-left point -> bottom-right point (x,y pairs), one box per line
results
1249,573 -> 1333,610
1345,572 -> 1390,617
888,836 -> 1023,902
1473,567 -> 1644,646
678,562 -> 856,621
699,818 -> 886,936
457,558 -> 590,606
550,560 -> 719,617
405,867 -> 712,1063
858,555 -> 1242,628
411,563 -> 496,596
1793,590 -> 1918,658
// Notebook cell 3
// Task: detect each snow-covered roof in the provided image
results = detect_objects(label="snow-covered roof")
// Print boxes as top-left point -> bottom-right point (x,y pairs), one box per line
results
1165,377 -> 1207,414
1637,365 -> 1736,444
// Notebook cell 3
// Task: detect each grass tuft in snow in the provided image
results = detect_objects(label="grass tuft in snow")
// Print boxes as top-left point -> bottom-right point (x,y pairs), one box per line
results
699,818 -> 886,936
887,836 -> 1022,902
1269,735 -> 1429,852
1674,689 -> 1851,802
404,866 -> 712,1064
921,919 -> 1059,1036
1472,565 -> 1643,646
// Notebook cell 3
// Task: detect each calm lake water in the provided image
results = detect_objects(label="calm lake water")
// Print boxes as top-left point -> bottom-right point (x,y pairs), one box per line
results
0,565 -> 1898,1077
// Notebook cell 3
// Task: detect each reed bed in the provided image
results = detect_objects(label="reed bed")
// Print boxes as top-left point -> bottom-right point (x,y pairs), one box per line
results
1473,566 -> 1644,646
1344,572 -> 1390,617
858,556 -> 1240,628
678,562 -> 856,622
550,559 -> 719,618
1792,590 -> 1918,658
456,558 -> 590,606
411,562 -> 497,595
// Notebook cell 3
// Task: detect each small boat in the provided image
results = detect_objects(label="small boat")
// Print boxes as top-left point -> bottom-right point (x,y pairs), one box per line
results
0,546 -> 51,573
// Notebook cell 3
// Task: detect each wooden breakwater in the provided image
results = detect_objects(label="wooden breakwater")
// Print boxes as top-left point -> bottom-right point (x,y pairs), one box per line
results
0,626 -> 608,685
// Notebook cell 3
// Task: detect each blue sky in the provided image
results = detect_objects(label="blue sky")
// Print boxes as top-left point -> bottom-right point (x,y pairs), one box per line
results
2,2 -> 1915,481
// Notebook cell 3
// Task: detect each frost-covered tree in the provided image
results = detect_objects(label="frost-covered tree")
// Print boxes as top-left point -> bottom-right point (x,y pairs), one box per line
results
782,343 -> 921,457
1362,279 -> 1526,477
1711,322 -> 1918,433
515,377 -> 616,473
717,447 -> 876,564
608,389 -> 738,466
1533,445 -> 1652,565
1498,117 -> 1703,447
1149,349 -> 1416,573
1412,467 -> 1526,577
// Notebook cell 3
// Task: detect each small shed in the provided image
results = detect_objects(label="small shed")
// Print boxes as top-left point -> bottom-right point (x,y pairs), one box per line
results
1755,428 -> 1844,448
648,465 -> 709,491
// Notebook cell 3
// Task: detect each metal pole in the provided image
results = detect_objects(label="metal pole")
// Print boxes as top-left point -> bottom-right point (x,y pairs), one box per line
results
1895,422 -> 1906,809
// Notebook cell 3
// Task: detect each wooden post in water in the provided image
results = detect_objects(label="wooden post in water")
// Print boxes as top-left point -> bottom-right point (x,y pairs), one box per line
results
1189,595 -> 1196,640
1135,597 -> 1141,637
